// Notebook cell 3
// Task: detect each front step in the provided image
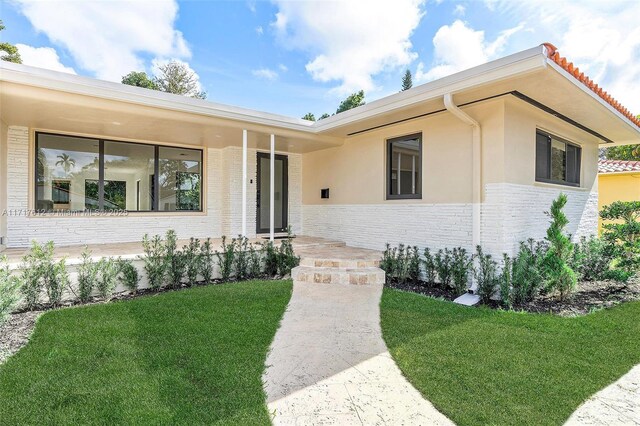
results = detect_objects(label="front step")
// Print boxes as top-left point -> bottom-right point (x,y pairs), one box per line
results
292,266 -> 385,285
299,257 -> 380,269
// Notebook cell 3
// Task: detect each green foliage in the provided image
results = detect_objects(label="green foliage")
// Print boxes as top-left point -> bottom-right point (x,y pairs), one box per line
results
200,238 -> 214,284
96,257 -> 119,301
434,248 -> 453,287
183,238 -> 201,286
47,259 -> 69,307
603,144 -> 640,161
276,231 -> 300,277
262,240 -> 279,277
336,90 -> 365,113
499,254 -> 513,308
302,112 -> 316,121
121,71 -> 158,90
401,69 -> 413,91
543,194 -> 577,299
77,248 -> 98,303
0,256 -> 21,325
381,244 -> 417,285
19,241 -> 56,309
474,245 -> 499,304
450,247 -> 472,296
319,113 -> 331,120
423,248 -> 437,284
600,200 -> 640,273
216,236 -> 235,282
570,236 -> 614,281
511,239 -> 546,304
165,230 -> 185,289
117,259 -> 140,293
0,20 -> 22,64
234,236 -> 250,281
248,244 -> 263,279
141,234 -> 165,291
153,60 -> 206,99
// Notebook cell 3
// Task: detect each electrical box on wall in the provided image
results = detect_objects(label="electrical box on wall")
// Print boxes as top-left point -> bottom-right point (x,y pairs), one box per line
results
321,188 -> 330,199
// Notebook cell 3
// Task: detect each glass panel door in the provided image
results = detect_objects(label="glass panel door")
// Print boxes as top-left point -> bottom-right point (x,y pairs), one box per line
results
256,153 -> 288,233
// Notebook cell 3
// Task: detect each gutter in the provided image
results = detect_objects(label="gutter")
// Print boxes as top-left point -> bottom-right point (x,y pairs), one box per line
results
443,93 -> 482,258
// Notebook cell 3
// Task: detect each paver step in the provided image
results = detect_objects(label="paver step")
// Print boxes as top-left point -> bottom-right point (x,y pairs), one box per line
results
292,266 -> 385,285
299,257 -> 380,269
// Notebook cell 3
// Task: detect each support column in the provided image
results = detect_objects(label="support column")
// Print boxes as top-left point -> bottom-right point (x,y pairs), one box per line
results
270,134 -> 275,242
241,129 -> 247,237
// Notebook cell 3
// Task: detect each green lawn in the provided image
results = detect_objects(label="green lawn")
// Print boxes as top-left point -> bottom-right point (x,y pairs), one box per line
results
0,280 -> 292,425
381,288 -> 640,426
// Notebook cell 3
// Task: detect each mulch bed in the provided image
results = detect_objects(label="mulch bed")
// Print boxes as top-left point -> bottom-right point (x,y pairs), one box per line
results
389,277 -> 640,317
0,311 -> 41,365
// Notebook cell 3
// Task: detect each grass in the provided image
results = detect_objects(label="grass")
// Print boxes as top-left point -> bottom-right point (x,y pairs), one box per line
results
0,280 -> 292,425
381,288 -> 640,426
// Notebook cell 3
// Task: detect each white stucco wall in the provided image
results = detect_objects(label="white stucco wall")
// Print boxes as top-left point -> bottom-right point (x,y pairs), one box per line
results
0,121 -> 7,252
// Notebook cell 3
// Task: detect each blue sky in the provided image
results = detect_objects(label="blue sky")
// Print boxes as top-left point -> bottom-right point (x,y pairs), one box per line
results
2,0 -> 639,117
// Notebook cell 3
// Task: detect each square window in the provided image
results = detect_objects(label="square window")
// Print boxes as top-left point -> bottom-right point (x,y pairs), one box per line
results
535,130 -> 581,186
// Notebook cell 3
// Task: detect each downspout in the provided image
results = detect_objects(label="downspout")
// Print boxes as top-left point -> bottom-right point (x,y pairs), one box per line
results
443,93 -> 482,261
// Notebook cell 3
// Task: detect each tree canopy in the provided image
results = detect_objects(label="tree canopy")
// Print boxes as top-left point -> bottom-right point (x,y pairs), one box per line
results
401,70 -> 413,91
302,113 -> 316,121
0,20 -> 22,64
336,90 -> 365,114
121,71 -> 158,90
121,60 -> 206,99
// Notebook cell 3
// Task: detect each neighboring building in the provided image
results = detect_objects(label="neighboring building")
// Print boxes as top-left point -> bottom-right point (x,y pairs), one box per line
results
1,43 -> 639,257
598,159 -> 640,232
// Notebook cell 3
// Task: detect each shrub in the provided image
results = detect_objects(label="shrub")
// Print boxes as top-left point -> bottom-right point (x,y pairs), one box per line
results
183,238 -> 201,286
450,247 -> 473,296
77,248 -> 98,303
141,234 -> 165,291
407,246 -> 421,284
165,230 -> 186,289
235,236 -> 250,281
543,194 -> 577,300
216,236 -> 236,282
200,238 -> 215,284
512,239 -> 546,304
380,244 -> 416,285
380,244 -> 394,283
600,200 -> 640,273
434,248 -> 453,287
474,245 -> 499,304
423,248 -> 437,285
96,257 -> 119,301
19,241 -> 56,310
570,236 -> 613,281
0,256 -> 21,324
603,268 -> 633,283
499,254 -> 513,308
118,259 -> 140,293
47,259 -> 69,306
248,244 -> 262,279
277,233 -> 300,277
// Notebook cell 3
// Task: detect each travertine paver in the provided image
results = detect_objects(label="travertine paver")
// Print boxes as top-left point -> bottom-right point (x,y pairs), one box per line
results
263,280 -> 453,425
565,365 -> 640,425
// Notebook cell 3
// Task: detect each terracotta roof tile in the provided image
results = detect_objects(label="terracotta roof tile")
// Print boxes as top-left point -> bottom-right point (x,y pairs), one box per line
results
543,43 -> 640,129
599,159 -> 640,174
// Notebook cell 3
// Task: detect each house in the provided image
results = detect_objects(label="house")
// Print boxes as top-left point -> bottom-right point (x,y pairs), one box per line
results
598,159 -> 640,232
1,43 -> 639,258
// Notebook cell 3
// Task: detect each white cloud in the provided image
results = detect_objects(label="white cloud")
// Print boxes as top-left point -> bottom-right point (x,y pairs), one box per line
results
271,0 -> 426,95
278,63 -> 288,72
453,4 -> 465,16
151,58 -> 204,93
256,26 -> 264,36
415,20 -> 523,82
252,68 -> 278,81
14,0 -> 190,81
16,44 -> 76,74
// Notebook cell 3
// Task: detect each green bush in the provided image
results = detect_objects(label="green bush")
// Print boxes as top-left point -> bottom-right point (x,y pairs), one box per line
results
543,194 -> 577,300
183,238 -> 201,286
200,238 -> 214,284
165,230 -> 186,289
235,236 -> 250,281
141,234 -> 165,291
380,244 -> 419,285
423,248 -> 437,284
248,243 -> 262,279
276,232 -> 300,277
0,256 -> 21,324
262,240 -> 278,278
216,236 -> 236,282
570,236 -> 613,281
600,200 -> 640,273
499,254 -> 513,308
511,239 -> 546,304
47,259 -> 69,306
117,259 -> 140,293
450,247 -> 472,296
19,241 -> 56,310
434,248 -> 453,287
96,257 -> 119,301
77,247 -> 98,303
474,245 -> 499,304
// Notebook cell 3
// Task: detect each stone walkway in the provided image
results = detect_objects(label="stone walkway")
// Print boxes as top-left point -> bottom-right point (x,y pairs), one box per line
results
263,280 -> 453,425
565,365 -> 640,425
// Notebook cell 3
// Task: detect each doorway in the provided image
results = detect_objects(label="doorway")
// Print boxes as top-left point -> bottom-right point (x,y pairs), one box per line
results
256,152 -> 288,234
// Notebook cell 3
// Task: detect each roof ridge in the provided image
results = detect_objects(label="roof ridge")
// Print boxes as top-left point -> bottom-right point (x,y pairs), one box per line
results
543,43 -> 640,129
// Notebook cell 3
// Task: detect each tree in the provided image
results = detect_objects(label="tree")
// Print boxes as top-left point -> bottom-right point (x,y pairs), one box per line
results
153,60 -> 206,99
319,113 -> 331,120
122,71 -> 158,90
600,201 -> 640,273
401,69 -> 413,91
0,20 -> 21,64
55,153 -> 76,173
302,112 -> 316,121
543,194 -> 576,300
336,90 -> 365,114
604,115 -> 640,160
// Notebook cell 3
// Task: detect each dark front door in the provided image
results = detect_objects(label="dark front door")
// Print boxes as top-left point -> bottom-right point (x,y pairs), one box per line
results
256,152 -> 288,234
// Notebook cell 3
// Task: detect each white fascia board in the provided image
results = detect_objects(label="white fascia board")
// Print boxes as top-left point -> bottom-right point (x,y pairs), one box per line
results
313,45 -> 549,132
0,61 -> 315,132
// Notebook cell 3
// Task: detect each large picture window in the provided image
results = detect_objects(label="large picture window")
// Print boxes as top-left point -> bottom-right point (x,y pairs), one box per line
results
535,130 -> 581,187
387,133 -> 422,199
35,132 -> 203,212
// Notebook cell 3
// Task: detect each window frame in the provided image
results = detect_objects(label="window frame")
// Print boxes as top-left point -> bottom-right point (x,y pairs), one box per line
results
34,131 -> 204,213
534,130 -> 582,188
386,132 -> 423,200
